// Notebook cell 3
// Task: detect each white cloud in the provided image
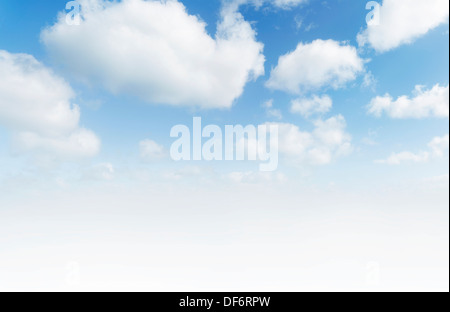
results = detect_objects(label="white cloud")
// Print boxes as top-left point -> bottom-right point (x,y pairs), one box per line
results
368,84 -> 449,119
41,0 -> 265,109
358,0 -> 449,52
0,50 -> 100,159
291,95 -> 332,117
429,134 -> 450,157
140,139 -> 166,161
362,130 -> 379,146
362,71 -> 377,90
83,163 -> 115,181
376,151 -> 430,165
266,39 -> 364,94
263,99 -> 283,119
265,115 -> 352,165
376,134 -> 449,165
267,109 -> 283,120
0,51 -> 77,136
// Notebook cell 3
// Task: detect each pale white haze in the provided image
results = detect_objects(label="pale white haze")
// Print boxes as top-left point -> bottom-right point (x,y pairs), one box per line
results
0,0 -> 448,292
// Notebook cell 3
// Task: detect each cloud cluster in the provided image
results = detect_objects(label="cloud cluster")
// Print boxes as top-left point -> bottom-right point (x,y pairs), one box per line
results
0,50 -> 100,159
291,95 -> 332,117
368,84 -> 449,119
41,0 -> 265,109
266,39 -> 365,94
267,115 -> 352,165
376,134 -> 449,165
358,0 -> 449,52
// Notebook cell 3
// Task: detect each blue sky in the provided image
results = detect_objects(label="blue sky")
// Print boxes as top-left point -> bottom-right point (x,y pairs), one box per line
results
0,0 -> 448,189
0,0 -> 448,291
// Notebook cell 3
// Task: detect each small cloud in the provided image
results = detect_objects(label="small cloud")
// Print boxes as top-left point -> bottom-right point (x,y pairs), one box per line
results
362,130 -> 379,146
362,71 -> 377,91
303,23 -> 316,32
376,134 -> 449,165
376,151 -> 430,165
264,115 -> 352,166
263,99 -> 283,120
368,84 -> 449,119
291,95 -> 332,118
266,40 -> 365,94
82,163 -> 115,181
294,15 -> 303,30
140,139 -> 166,161
429,134 -> 450,157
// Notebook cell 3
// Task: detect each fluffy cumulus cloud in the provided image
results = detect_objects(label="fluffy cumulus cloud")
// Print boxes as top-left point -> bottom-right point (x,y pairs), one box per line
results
41,0 -> 265,109
0,50 -> 100,159
291,95 -> 332,117
267,115 -> 352,165
358,0 -> 449,52
368,84 -> 449,119
266,39 -> 365,94
376,134 -> 449,165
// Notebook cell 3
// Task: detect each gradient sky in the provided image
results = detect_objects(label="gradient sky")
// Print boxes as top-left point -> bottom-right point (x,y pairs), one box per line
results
0,0 -> 448,187
0,0 -> 449,291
